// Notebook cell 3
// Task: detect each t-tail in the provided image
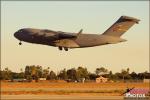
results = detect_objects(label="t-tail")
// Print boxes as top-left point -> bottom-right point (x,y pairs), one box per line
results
102,16 -> 140,37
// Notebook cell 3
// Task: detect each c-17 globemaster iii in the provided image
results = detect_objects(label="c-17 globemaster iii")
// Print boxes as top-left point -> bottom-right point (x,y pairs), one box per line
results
14,16 -> 140,51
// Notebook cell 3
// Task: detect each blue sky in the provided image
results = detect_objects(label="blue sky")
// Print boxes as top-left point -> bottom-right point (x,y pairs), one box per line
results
1,1 -> 149,73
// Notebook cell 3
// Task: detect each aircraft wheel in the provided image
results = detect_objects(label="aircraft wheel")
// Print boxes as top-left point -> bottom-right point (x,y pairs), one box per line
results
64,47 -> 68,51
19,41 -> 22,45
58,46 -> 62,50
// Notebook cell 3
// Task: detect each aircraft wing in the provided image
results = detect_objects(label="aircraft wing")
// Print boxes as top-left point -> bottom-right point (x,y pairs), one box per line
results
32,30 -> 78,40
57,29 -> 82,39
57,32 -> 77,39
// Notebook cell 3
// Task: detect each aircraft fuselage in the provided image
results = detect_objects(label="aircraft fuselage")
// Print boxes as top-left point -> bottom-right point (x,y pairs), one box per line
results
14,16 -> 140,51
14,28 -> 126,49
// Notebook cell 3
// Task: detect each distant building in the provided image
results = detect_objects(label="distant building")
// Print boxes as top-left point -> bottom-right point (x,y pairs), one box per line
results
96,76 -> 108,83
39,78 -> 46,81
11,79 -> 26,82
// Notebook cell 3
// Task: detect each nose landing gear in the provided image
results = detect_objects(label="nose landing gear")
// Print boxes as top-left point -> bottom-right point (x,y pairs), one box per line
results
19,41 -> 22,45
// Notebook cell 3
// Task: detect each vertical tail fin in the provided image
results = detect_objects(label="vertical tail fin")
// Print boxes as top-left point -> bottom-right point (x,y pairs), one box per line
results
102,16 -> 140,37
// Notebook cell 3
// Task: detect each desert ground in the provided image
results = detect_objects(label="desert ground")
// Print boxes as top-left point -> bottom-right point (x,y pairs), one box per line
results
1,81 -> 149,99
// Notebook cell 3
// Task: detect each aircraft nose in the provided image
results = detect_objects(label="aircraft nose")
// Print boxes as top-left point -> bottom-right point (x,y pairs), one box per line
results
14,31 -> 20,39
14,29 -> 25,40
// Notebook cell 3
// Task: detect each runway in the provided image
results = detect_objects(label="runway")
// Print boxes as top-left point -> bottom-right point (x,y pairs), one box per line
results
1,95 -> 123,100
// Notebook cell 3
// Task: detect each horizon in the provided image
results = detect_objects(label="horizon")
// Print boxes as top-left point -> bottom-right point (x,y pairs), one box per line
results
1,65 -> 149,74
1,1 -> 149,73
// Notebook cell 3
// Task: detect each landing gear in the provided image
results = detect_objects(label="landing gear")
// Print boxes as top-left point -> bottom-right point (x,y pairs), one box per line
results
64,47 -> 68,51
58,47 -> 68,51
58,46 -> 63,50
19,41 -> 22,45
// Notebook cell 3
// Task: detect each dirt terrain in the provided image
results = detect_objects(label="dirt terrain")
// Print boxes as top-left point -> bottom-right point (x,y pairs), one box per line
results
1,81 -> 149,96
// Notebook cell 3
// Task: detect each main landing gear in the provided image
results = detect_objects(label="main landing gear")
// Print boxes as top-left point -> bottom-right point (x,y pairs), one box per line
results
58,46 -> 68,51
58,46 -> 62,50
64,47 -> 68,51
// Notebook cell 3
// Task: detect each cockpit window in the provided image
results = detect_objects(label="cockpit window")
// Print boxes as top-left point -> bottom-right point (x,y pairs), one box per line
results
19,29 -> 23,32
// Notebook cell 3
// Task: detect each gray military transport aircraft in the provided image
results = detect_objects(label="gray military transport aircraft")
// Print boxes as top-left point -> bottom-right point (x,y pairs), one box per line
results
14,16 -> 140,51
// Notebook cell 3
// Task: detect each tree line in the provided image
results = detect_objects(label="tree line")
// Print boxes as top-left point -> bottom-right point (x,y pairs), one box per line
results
0,65 -> 150,82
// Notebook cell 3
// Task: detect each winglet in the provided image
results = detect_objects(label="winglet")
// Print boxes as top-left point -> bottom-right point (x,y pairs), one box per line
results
77,29 -> 83,36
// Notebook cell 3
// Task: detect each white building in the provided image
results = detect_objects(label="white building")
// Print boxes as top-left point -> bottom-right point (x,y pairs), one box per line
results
96,76 -> 108,83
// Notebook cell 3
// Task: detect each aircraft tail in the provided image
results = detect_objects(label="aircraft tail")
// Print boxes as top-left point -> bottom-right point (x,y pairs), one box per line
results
102,16 -> 140,37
